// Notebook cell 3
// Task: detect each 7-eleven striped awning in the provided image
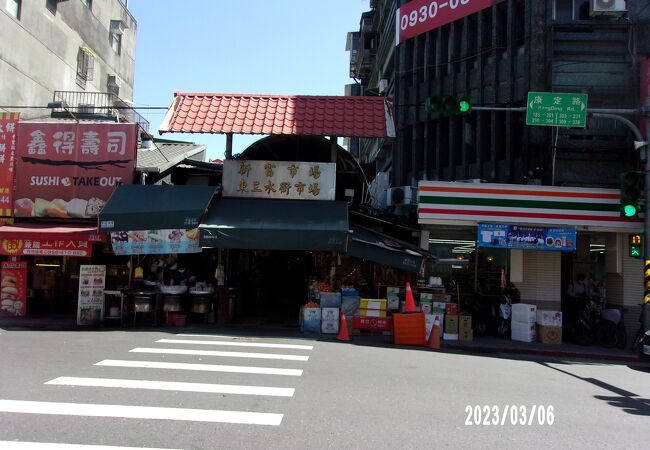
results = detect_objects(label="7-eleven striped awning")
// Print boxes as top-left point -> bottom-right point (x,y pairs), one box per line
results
418,181 -> 643,231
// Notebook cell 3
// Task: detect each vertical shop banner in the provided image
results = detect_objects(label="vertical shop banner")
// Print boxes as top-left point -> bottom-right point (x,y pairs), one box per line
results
0,113 -> 20,218
0,261 -> 27,317
222,160 -> 336,200
477,223 -> 577,252
396,0 -> 502,45
14,122 -> 138,218
77,265 -> 106,325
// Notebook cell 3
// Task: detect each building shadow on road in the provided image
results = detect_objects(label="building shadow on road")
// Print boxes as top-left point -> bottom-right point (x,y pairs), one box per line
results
540,362 -> 650,416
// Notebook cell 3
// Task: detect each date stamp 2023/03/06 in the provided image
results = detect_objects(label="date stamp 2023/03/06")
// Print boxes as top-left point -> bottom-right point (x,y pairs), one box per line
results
465,405 -> 555,426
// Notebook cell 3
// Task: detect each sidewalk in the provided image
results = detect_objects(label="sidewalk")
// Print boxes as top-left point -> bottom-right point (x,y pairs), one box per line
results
1,314 -> 645,364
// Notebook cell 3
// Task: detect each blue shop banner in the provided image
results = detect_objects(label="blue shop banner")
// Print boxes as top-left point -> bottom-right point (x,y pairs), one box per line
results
478,223 -> 576,252
110,229 -> 201,255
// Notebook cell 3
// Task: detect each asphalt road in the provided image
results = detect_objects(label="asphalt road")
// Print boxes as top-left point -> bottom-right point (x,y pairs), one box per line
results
0,326 -> 649,449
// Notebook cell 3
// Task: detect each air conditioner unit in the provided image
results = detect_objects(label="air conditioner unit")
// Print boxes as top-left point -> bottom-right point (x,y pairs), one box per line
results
387,186 -> 415,206
77,103 -> 95,114
591,0 -> 626,16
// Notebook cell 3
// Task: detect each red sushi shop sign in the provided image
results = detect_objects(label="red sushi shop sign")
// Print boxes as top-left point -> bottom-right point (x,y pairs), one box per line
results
13,122 -> 137,219
0,239 -> 93,258
396,0 -> 503,45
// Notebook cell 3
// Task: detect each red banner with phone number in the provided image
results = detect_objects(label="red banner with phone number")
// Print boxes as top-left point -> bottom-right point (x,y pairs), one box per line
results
1,261 -> 27,317
396,0 -> 503,45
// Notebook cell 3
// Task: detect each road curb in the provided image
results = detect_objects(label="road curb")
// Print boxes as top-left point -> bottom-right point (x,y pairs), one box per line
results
441,342 -> 643,363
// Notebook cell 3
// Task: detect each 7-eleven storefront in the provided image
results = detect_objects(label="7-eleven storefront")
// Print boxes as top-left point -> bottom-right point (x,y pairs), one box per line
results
418,181 -> 643,342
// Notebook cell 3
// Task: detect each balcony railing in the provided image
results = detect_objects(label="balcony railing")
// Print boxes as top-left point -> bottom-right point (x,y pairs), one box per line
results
51,91 -> 150,133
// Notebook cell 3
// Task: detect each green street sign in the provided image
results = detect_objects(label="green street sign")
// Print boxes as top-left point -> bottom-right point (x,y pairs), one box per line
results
526,92 -> 588,128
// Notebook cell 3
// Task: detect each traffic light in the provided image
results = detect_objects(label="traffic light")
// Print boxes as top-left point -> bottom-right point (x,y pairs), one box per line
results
629,234 -> 643,259
619,171 -> 644,218
425,96 -> 472,115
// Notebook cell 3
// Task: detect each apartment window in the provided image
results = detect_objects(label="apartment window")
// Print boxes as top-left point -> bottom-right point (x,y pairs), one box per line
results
5,0 -> 21,19
553,0 -> 591,21
46,0 -> 57,14
110,20 -> 124,55
76,47 -> 94,88
81,0 -> 92,10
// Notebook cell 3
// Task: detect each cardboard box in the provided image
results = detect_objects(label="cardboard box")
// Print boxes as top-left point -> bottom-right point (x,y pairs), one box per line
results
511,320 -> 536,342
421,301 -> 433,314
387,294 -> 400,311
459,329 -> 473,341
443,333 -> 458,340
321,319 -> 340,334
303,307 -> 321,321
425,312 -> 444,340
512,303 -> 537,323
431,302 -> 446,313
445,303 -> 458,315
431,293 -> 452,302
420,292 -> 433,302
538,325 -> 562,344
360,298 -> 388,318
319,292 -> 342,308
341,296 -> 360,317
321,307 -> 339,321
536,310 -> 562,327
386,286 -> 401,295
301,319 -> 320,333
459,315 -> 472,333
445,314 -> 459,333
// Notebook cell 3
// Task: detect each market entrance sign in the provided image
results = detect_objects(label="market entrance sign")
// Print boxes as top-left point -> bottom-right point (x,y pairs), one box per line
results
223,160 -> 336,201
526,92 -> 588,128
396,0 -> 502,45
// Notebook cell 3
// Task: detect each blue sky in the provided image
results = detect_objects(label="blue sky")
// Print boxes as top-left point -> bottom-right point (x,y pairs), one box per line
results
127,0 -> 371,161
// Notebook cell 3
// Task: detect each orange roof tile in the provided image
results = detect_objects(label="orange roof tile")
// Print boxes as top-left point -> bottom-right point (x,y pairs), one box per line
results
159,92 -> 395,138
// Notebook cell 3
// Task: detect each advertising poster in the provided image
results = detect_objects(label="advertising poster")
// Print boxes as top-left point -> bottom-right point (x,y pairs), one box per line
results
77,265 -> 106,325
110,228 -> 201,255
396,0 -> 502,45
0,239 -> 92,257
478,223 -> 577,252
0,261 -> 27,317
14,122 -> 137,218
222,160 -> 336,201
0,112 -> 20,217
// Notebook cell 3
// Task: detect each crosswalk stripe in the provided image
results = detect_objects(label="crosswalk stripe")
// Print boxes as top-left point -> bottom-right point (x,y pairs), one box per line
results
156,338 -> 313,350
45,376 -> 295,397
94,360 -> 303,376
130,347 -> 309,361
0,400 -> 283,426
0,441 -> 178,450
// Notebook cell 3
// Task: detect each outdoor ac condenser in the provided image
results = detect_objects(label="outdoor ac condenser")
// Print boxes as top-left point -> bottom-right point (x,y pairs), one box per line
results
386,186 -> 415,207
591,0 -> 627,15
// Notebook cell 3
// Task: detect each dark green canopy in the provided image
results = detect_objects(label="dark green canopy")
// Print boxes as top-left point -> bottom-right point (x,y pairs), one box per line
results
98,184 -> 216,232
199,198 -> 349,252
348,224 -> 434,273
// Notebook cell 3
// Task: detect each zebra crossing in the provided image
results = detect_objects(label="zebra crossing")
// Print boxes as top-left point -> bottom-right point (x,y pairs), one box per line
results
0,332 -> 314,448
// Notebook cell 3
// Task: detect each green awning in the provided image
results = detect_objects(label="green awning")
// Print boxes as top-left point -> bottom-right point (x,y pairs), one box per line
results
348,224 -> 434,273
98,185 -> 216,232
200,198 -> 349,252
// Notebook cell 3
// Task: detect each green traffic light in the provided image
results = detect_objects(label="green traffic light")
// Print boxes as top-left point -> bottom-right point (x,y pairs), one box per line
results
623,204 -> 638,217
459,100 -> 470,113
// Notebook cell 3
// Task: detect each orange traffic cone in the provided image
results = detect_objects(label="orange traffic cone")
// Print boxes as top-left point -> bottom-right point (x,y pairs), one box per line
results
404,282 -> 417,312
427,319 -> 441,350
337,310 -> 351,341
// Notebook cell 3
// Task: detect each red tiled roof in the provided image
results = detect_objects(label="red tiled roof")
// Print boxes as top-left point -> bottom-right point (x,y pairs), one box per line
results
159,92 -> 395,138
